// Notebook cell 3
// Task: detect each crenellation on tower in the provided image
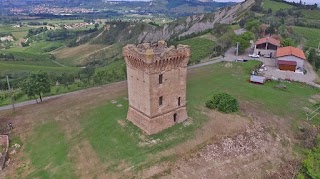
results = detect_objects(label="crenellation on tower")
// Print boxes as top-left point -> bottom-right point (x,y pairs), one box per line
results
123,40 -> 190,134
123,41 -> 190,74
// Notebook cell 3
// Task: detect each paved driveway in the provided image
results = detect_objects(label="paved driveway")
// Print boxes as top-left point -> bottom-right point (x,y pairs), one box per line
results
224,47 -> 320,87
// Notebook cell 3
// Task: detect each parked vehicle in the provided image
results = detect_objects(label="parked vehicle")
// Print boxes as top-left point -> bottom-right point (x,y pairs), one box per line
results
264,54 -> 271,58
235,58 -> 248,62
248,54 -> 260,58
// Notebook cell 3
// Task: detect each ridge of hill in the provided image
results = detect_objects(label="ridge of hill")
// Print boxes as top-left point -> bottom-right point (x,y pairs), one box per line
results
89,0 -> 254,45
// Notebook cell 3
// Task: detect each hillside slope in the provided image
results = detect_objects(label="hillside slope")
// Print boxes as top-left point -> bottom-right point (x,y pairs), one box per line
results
91,0 -> 254,45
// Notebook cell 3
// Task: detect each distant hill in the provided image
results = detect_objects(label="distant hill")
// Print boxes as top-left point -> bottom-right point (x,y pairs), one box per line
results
88,0 -> 254,45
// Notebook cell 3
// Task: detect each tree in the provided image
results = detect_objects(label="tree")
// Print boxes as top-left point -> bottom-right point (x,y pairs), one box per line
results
315,56 -> 320,71
308,48 -> 316,64
22,78 -> 37,102
232,31 -> 254,54
267,8 -> 272,14
206,93 -> 239,113
281,38 -> 295,47
239,19 -> 246,28
22,71 -> 51,102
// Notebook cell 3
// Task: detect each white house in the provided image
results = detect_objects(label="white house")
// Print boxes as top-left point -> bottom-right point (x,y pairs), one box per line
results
254,36 -> 280,57
276,46 -> 306,72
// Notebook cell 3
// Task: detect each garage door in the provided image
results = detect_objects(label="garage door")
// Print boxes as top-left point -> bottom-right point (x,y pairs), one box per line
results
278,60 -> 297,72
279,64 -> 296,71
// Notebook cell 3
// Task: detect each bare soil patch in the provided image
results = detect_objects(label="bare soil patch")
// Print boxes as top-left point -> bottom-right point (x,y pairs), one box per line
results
138,102 -> 296,179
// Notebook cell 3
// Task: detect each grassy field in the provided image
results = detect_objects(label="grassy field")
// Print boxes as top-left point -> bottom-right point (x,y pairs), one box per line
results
177,37 -> 215,64
301,10 -> 320,20
24,121 -> 75,178
0,25 -> 33,39
0,61 -> 79,77
3,61 -> 318,178
263,0 -> 293,11
293,26 -> 320,48
80,61 -> 320,168
7,41 -> 64,54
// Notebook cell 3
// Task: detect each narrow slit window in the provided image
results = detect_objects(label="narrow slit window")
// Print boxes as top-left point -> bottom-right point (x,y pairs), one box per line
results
178,97 -> 181,106
159,96 -> 163,106
159,74 -> 163,84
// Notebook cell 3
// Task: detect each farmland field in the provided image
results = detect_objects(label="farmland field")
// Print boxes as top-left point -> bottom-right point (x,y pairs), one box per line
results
0,61 -> 79,77
0,25 -> 33,39
177,37 -> 214,64
263,0 -> 293,11
293,26 -> 320,48
301,10 -> 320,20
6,41 -> 64,54
2,61 -> 319,178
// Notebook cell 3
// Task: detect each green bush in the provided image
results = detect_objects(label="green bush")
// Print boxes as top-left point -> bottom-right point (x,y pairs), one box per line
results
206,93 -> 239,113
298,135 -> 320,179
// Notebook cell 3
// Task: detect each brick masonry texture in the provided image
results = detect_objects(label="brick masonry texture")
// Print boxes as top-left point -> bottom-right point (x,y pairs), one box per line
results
123,41 -> 190,134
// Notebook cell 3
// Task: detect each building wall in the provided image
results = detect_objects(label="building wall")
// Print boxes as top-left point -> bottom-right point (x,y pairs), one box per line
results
254,47 -> 277,57
277,56 -> 305,69
149,67 -> 187,117
123,42 -> 190,134
126,66 -> 151,116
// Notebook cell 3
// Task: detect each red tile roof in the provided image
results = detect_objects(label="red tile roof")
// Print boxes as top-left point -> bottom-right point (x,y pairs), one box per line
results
277,60 -> 297,66
276,46 -> 306,60
255,37 -> 280,47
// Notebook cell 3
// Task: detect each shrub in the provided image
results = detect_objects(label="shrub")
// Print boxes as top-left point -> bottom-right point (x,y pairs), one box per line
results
206,93 -> 239,113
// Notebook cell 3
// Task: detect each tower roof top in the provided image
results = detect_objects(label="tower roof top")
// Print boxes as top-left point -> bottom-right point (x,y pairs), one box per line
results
123,40 -> 190,61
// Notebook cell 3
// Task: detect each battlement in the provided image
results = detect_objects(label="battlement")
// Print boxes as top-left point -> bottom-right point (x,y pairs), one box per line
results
123,41 -> 190,72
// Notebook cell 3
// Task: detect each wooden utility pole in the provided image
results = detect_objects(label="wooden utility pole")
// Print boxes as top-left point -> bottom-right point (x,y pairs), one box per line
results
6,76 -> 15,112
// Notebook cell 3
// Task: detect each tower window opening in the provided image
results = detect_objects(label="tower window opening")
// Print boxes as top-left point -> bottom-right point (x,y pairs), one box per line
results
178,97 -> 181,106
159,74 -> 163,84
159,96 -> 163,106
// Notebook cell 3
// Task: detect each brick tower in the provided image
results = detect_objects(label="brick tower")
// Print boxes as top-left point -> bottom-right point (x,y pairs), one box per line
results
123,41 -> 190,134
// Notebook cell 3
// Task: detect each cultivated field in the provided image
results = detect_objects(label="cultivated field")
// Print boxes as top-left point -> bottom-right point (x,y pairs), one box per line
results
52,44 -> 117,66
301,9 -> 320,20
293,26 -> 320,48
1,61 -> 319,178
263,0 -> 293,11
176,37 -> 215,64
0,61 -> 79,77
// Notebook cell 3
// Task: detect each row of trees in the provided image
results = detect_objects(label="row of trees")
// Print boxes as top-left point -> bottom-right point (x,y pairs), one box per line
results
1,60 -> 127,103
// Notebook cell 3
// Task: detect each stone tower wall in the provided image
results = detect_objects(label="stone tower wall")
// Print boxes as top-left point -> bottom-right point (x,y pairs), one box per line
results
123,41 -> 190,134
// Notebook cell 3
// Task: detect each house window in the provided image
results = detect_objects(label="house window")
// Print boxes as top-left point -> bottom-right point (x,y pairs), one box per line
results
159,96 -> 163,106
178,97 -> 181,106
159,74 -> 163,84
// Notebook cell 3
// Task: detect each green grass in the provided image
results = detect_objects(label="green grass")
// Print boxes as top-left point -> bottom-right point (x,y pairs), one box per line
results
78,61 -> 319,170
7,41 -> 64,54
18,61 -> 320,176
0,49 -> 54,61
0,25 -> 34,39
24,121 -> 75,178
178,37 -> 214,64
293,26 -> 320,48
0,60 -> 60,67
301,10 -> 320,20
263,0 -> 293,11
0,61 -> 79,77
